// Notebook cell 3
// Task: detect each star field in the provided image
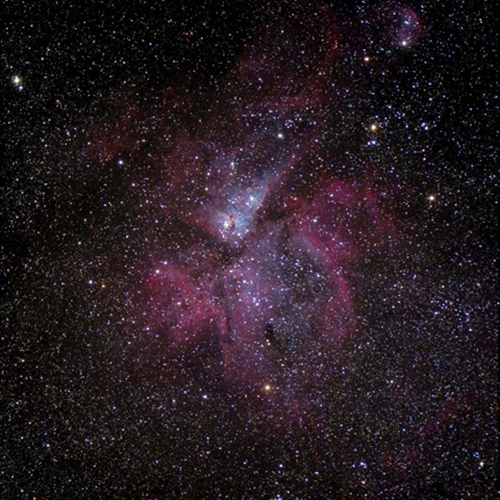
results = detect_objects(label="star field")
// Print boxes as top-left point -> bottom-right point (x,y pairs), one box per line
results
1,1 -> 497,498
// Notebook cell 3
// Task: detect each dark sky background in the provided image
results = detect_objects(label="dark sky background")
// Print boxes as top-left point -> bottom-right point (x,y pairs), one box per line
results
1,1 -> 497,499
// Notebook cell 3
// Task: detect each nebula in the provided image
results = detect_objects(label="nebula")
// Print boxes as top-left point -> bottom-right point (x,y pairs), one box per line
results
5,0 -> 496,496
84,8 -> 394,424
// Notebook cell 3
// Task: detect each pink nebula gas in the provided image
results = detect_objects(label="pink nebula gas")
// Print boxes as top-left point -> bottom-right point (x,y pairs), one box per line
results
89,7 -> 396,422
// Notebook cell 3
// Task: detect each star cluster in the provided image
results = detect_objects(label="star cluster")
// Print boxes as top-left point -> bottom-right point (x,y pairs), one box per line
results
1,1 -> 497,499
